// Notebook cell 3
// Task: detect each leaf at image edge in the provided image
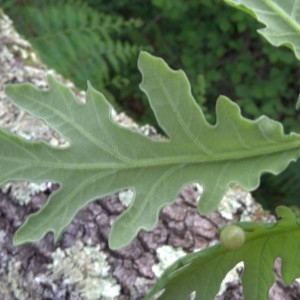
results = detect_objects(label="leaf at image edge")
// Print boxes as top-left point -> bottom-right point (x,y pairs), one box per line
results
224,0 -> 300,60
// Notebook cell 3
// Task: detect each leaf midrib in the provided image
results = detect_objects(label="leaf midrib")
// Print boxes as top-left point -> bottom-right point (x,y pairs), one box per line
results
4,139 -> 300,171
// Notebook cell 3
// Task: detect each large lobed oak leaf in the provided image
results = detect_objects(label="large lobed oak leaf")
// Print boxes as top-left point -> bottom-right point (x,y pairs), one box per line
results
1,51 -> 300,249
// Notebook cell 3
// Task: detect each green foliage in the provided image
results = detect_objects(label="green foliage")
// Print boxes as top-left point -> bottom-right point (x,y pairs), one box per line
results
151,0 -> 195,20
2,52 -> 300,250
3,0 -> 142,101
2,0 -> 300,298
146,206 -> 300,300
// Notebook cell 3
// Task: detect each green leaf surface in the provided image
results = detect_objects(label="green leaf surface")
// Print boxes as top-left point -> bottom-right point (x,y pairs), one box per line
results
145,206 -> 300,300
224,0 -> 300,60
1,52 -> 300,249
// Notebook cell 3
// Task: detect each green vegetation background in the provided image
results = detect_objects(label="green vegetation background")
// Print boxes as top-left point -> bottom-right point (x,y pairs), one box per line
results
2,0 -> 300,210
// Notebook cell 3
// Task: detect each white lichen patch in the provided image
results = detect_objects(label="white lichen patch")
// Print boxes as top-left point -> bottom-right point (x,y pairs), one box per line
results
192,183 -> 203,203
0,258 -> 29,300
152,245 -> 186,278
217,262 -> 244,296
118,189 -> 134,207
218,185 -> 269,222
48,241 -> 121,300
0,11 -> 38,64
2,181 -> 50,205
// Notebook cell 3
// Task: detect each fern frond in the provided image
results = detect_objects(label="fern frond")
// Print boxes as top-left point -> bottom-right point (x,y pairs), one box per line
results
7,0 -> 142,93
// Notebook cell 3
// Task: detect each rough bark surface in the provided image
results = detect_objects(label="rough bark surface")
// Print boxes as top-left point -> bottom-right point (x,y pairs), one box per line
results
1,10 -> 300,300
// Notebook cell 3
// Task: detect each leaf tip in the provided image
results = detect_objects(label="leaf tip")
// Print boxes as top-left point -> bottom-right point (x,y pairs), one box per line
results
46,74 -> 63,91
275,205 -> 296,222
108,230 -> 126,251
138,50 -> 152,60
87,80 -> 93,89
12,228 -> 33,247
137,50 -> 155,73
86,80 -> 95,95
296,94 -> 300,110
